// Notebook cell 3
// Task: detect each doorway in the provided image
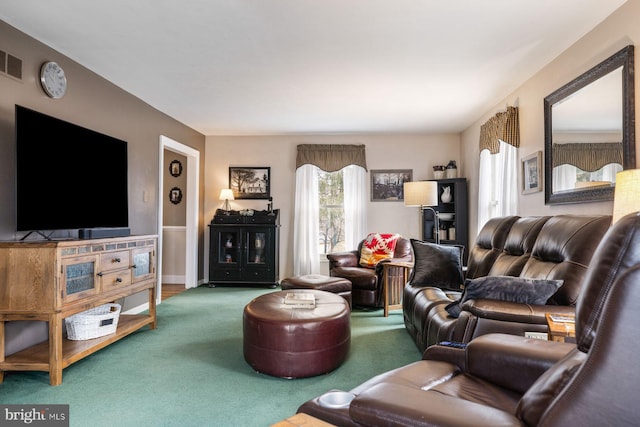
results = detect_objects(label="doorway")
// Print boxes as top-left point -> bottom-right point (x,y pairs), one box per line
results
157,136 -> 200,304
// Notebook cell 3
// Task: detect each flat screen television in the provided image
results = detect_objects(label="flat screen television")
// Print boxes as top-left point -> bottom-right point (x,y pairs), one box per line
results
15,105 -> 129,238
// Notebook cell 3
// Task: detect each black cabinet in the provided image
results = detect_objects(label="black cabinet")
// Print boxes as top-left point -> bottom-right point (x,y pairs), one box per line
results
422,178 -> 469,264
208,209 -> 280,288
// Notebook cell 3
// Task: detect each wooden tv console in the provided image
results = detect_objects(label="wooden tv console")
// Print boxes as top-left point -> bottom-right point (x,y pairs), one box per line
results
0,235 -> 157,386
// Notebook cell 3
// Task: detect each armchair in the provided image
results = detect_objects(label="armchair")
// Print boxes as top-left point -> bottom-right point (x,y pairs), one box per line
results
299,212 -> 640,426
327,236 -> 412,308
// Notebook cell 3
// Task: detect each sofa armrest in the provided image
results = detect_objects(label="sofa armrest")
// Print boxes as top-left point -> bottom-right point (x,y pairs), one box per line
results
466,334 -> 575,394
326,250 -> 359,268
462,299 -> 575,324
350,383 -> 522,427
422,343 -> 466,371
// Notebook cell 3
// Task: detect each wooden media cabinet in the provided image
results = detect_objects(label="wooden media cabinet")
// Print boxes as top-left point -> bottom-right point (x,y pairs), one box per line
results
0,235 -> 157,385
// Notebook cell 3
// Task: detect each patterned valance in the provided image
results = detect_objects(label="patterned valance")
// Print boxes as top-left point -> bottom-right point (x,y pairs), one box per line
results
552,142 -> 623,172
479,106 -> 520,154
296,144 -> 368,172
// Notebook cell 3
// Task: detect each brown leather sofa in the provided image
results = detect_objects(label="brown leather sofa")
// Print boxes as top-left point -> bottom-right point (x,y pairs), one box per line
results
404,215 -> 611,351
298,212 -> 640,426
327,237 -> 413,308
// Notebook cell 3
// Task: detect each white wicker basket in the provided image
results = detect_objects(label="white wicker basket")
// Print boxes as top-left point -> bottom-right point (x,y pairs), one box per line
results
65,303 -> 121,340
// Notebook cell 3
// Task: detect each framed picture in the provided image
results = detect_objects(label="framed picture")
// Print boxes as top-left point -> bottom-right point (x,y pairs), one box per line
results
169,187 -> 183,204
229,166 -> 271,199
522,151 -> 542,194
370,169 -> 413,201
169,160 -> 182,177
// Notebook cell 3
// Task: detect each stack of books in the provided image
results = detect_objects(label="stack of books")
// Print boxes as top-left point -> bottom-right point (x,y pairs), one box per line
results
283,292 -> 316,309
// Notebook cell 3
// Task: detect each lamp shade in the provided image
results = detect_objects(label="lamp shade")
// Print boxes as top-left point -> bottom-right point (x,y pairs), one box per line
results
613,169 -> 640,224
219,189 -> 235,201
403,181 -> 438,207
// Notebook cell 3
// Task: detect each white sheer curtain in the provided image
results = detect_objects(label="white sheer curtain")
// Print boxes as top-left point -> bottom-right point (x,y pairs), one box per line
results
343,165 -> 367,250
293,164 -> 367,276
602,163 -> 623,182
553,163 -> 623,191
477,140 -> 518,231
293,164 -> 320,275
553,164 -> 579,192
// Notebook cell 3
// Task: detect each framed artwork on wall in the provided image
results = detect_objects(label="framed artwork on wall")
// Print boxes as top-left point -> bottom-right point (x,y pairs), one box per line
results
229,166 -> 271,199
169,160 -> 182,177
370,169 -> 413,201
522,151 -> 542,194
169,187 -> 183,204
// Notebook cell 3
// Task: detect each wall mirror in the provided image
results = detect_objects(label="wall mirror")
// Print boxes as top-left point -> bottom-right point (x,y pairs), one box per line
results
544,45 -> 635,204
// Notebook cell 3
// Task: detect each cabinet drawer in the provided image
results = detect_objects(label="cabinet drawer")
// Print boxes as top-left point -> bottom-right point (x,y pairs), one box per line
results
243,268 -> 273,281
100,250 -> 131,272
101,269 -> 133,291
212,269 -> 242,281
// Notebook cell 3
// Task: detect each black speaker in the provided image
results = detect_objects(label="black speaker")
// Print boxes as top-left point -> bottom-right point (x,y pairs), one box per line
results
78,228 -> 131,239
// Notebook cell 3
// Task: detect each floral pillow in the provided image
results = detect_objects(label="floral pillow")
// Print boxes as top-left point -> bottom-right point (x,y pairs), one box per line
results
359,233 -> 401,268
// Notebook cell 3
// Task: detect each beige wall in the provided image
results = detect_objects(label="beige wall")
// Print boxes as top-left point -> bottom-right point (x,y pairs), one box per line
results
0,20 -> 205,354
0,20 -> 205,241
461,0 -> 640,239
205,133 -> 461,279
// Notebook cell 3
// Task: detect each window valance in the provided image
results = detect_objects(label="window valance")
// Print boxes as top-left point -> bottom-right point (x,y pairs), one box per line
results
552,142 -> 623,172
296,144 -> 368,172
479,106 -> 520,154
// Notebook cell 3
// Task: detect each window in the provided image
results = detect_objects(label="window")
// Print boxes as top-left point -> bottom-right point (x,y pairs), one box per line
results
318,170 -> 345,254
478,140 -> 518,230
553,163 -> 622,192
294,165 -> 366,274
477,107 -> 520,231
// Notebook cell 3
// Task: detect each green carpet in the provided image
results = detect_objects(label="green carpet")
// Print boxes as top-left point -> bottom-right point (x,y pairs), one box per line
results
0,286 -> 421,426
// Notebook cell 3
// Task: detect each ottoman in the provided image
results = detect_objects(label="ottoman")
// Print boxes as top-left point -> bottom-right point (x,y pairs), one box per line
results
280,275 -> 352,309
243,289 -> 351,379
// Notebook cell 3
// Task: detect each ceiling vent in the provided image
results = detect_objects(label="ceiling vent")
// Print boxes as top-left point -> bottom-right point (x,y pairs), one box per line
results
1,49 -> 23,80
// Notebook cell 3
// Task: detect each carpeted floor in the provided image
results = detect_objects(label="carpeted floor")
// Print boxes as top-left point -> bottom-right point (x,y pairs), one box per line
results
0,286 -> 421,426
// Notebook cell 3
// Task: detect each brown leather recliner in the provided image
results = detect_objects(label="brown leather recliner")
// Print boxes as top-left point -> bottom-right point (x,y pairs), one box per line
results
298,212 -> 640,426
404,215 -> 611,351
327,237 -> 413,308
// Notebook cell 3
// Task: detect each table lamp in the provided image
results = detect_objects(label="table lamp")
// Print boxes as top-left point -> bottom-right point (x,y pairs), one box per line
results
404,181 -> 440,243
219,189 -> 234,214
612,169 -> 640,224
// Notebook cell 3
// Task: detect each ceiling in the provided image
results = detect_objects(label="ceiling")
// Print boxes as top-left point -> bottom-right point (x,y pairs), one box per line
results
0,1 -> 627,136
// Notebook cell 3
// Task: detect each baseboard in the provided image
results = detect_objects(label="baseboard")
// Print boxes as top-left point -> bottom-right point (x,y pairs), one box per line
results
123,302 -> 149,315
162,274 -> 186,284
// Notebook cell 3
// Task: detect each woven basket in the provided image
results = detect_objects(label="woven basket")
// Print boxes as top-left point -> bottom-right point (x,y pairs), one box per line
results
65,303 -> 121,340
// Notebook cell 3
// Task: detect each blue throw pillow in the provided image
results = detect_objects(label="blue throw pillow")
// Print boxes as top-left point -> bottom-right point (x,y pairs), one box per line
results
445,276 -> 564,317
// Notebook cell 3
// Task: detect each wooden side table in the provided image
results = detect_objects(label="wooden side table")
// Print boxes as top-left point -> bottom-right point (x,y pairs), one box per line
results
381,261 -> 413,317
545,313 -> 576,342
271,413 -> 336,427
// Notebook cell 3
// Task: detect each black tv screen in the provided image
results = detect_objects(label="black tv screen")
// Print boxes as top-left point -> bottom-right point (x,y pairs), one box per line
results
15,105 -> 129,233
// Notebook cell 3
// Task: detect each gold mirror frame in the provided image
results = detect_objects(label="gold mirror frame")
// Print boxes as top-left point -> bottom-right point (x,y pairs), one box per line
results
544,45 -> 635,205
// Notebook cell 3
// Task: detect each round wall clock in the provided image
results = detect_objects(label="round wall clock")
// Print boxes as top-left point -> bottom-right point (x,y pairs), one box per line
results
40,61 -> 68,99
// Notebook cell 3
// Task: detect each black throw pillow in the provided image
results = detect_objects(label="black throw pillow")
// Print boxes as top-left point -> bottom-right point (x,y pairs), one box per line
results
408,239 -> 464,291
445,275 -> 564,317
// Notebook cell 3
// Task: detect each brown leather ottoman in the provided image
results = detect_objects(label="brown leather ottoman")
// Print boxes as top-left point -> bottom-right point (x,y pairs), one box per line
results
280,275 -> 352,309
243,289 -> 350,379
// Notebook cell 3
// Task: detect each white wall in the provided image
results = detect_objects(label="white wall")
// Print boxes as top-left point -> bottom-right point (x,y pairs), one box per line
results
205,133 -> 461,279
461,0 -> 640,239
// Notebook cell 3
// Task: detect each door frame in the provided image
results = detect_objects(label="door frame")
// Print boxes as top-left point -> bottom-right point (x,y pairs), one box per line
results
157,135 -> 200,304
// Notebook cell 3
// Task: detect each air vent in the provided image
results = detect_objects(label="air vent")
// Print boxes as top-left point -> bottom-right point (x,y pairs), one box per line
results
1,49 -> 23,80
